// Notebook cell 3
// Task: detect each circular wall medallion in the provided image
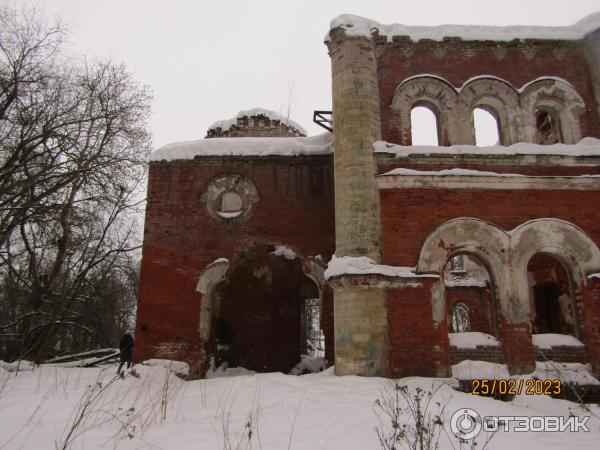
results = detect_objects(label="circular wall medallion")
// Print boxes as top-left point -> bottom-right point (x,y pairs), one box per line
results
200,174 -> 259,223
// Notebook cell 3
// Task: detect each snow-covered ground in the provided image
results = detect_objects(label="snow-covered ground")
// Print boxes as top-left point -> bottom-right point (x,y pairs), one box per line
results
0,362 -> 599,449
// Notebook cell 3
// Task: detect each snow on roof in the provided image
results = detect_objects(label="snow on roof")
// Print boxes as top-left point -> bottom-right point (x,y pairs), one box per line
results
208,108 -> 307,135
449,332 -> 501,349
324,255 -> 438,280
374,137 -> 600,158
532,333 -> 585,349
151,132 -> 332,161
327,13 -> 600,43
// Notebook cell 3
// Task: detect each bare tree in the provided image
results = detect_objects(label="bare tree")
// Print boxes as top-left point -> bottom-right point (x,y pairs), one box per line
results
0,4 -> 152,362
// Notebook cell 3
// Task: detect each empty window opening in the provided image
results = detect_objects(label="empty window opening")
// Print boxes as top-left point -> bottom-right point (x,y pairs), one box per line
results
473,107 -> 500,146
528,253 -> 576,336
410,106 -> 439,145
216,191 -> 243,218
451,302 -> 471,333
535,109 -> 561,145
304,297 -> 325,358
444,253 -> 498,337
450,255 -> 465,273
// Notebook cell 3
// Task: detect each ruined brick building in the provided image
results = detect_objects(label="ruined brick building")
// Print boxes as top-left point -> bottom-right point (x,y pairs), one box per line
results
135,14 -> 600,379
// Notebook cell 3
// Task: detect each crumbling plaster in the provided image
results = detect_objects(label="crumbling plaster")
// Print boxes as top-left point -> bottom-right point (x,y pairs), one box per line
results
392,75 -> 586,145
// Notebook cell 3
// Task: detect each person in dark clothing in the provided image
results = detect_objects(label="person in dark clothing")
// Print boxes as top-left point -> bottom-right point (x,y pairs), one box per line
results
117,333 -> 134,375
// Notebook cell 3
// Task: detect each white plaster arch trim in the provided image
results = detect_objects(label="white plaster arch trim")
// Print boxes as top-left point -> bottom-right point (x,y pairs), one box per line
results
520,78 -> 586,144
416,218 -> 512,324
396,74 -> 456,91
303,257 -> 327,297
459,77 -> 520,145
392,75 -> 459,145
196,258 -> 230,341
511,219 -> 600,285
416,217 -> 600,325
416,217 -> 509,276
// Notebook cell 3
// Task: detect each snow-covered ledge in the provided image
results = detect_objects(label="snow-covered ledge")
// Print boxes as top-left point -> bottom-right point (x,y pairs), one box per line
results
449,332 -> 501,349
532,333 -> 585,349
374,137 -> 600,158
325,255 -> 436,279
325,255 -> 438,288
377,168 -> 600,191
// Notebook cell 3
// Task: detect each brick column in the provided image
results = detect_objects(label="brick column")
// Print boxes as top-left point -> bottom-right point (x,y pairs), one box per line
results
500,263 -> 536,375
327,29 -> 388,376
500,320 -> 536,374
333,282 -> 388,376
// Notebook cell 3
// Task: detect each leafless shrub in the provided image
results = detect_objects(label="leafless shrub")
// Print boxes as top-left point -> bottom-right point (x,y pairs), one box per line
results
374,380 -> 494,450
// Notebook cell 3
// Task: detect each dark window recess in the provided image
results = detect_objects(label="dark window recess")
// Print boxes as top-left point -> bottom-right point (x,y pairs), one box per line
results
535,110 -> 561,145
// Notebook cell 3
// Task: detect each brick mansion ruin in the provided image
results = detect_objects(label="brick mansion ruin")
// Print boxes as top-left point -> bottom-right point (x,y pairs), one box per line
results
135,14 -> 600,379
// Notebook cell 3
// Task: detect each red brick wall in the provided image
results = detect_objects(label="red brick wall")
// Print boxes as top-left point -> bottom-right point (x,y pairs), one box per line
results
380,188 -> 600,268
375,39 -> 600,144
388,280 -> 450,377
135,156 -> 335,371
381,186 -> 599,375
581,279 -> 600,374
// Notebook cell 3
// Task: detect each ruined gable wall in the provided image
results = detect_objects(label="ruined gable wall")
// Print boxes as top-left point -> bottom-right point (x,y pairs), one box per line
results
135,156 -> 335,370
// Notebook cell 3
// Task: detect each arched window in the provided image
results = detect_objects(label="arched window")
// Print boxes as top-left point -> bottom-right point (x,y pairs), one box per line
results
452,302 -> 471,333
535,109 -> 561,145
410,106 -> 439,145
473,107 -> 500,146
450,255 -> 465,273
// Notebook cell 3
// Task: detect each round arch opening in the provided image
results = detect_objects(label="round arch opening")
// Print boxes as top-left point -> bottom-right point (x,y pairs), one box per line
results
207,243 -> 330,374
443,253 -> 499,338
527,253 -> 579,337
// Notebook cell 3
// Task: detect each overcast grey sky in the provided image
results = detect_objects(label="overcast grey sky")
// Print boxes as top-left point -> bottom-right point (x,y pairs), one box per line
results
36,0 -> 600,149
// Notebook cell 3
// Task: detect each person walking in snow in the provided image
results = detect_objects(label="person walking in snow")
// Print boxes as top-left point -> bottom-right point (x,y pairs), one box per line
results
117,332 -> 134,375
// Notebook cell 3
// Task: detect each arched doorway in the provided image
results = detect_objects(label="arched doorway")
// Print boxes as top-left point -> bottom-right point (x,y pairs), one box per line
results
527,253 -> 577,336
209,243 -> 324,373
